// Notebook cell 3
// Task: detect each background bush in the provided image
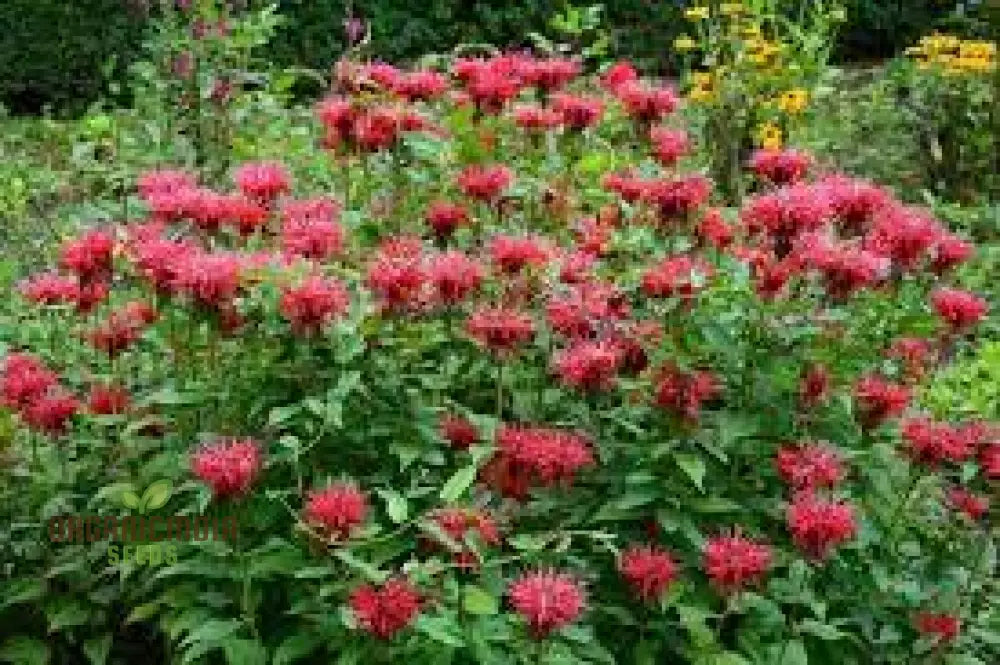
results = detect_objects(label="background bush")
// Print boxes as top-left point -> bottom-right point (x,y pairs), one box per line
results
5,0 -> 997,116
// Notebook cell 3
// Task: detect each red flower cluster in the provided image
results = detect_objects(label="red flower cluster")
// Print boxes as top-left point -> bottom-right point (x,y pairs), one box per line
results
930,287 -> 988,331
799,363 -> 831,408
980,444 -> 1000,478
233,161 -> 291,203
488,424 -> 594,494
600,61 -> 638,92
391,70 -> 449,101
425,200 -> 470,238
489,234 -> 550,274
614,81 -> 678,124
641,255 -> 714,301
553,340 -> 623,391
365,236 -> 427,311
887,337 -> 935,380
649,127 -> 690,167
19,273 -> 108,313
349,578 -> 421,639
513,104 -> 562,132
173,251 -> 243,309
439,414 -> 479,450
430,507 -> 500,568
703,533 -> 772,592
546,282 -> 629,338
551,93 -> 604,130
946,487 -> 988,520
466,307 -> 535,354
854,375 -> 911,428
280,198 -> 344,260
280,276 -> 350,334
653,365 -> 720,421
749,149 -> 812,185
190,437 -> 262,498
87,384 -> 131,415
508,570 -> 585,638
426,251 -> 484,305
457,164 -> 514,202
60,230 -> 115,282
87,301 -> 159,356
914,612 -> 960,643
786,496 -> 857,559
901,417 -> 981,467
618,544 -> 678,602
775,443 -> 845,492
304,482 -> 368,539
603,171 -> 650,204
644,175 -> 712,220
696,208 -> 734,250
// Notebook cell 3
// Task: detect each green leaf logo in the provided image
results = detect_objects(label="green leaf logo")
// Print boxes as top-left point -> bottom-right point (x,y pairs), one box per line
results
118,479 -> 173,513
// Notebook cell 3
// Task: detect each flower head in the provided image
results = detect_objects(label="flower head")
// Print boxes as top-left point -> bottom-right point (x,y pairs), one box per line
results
553,340 -> 623,391
466,307 -> 535,354
190,437 -> 263,499
930,288 -> 988,331
60,230 -> 115,281
304,482 -> 367,539
775,443 -> 844,492
457,165 -> 513,202
786,496 -> 857,559
425,200 -> 470,238
233,161 -> 291,203
350,579 -> 421,639
854,375 -> 910,428
618,545 -> 678,602
947,487 -> 988,520
703,533 -> 772,592
280,276 -> 350,334
508,570 -> 585,638
430,507 -> 500,568
87,384 -> 131,415
439,414 -> 480,450
915,612 -> 960,643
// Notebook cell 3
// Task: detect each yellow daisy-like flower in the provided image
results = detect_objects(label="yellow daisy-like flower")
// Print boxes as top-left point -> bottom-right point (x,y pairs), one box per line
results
684,6 -> 710,21
674,35 -> 698,52
777,89 -> 809,115
756,122 -> 783,150
687,72 -> 715,103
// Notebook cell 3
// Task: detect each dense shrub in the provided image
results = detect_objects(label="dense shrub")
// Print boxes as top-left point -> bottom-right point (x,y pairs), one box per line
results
1,49 -> 997,664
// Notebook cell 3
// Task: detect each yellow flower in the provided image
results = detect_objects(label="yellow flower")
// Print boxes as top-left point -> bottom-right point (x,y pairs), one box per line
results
777,89 -> 809,115
687,72 -> 715,103
684,6 -> 710,21
720,3 -> 745,15
674,35 -> 698,52
756,122 -> 783,150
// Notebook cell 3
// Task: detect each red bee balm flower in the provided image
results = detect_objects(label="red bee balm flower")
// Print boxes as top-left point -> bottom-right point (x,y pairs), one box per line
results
551,93 -> 604,130
190,437 -> 262,499
649,127 -> 690,167
60,230 -> 114,281
439,414 -> 479,450
653,365 -> 720,421
489,234 -> 550,274
508,570 -> 585,638
430,507 -> 500,568
901,417 -> 978,467
425,251 -> 484,305
786,497 -> 857,559
87,384 -> 131,415
1,354 -> 58,408
799,363 -> 831,407
915,612 -> 960,643
425,201 -> 470,238
980,444 -> 1000,478
494,424 -> 594,486
641,255 -> 714,301
643,175 -> 712,220
466,308 -> 535,354
457,165 -> 513,202
349,579 -> 421,640
553,340 -> 623,391
930,288 -> 988,331
775,443 -> 844,492
173,252 -> 242,309
513,105 -> 563,132
392,70 -> 449,101
601,61 -> 638,92
280,198 -> 344,260
23,391 -> 80,435
280,276 -> 350,334
616,82 -> 678,123
233,161 -> 291,202
304,482 -> 367,539
947,487 -> 988,520
618,545 -> 678,602
697,209 -> 734,249
703,534 -> 772,592
749,149 -> 812,185
854,375 -> 910,428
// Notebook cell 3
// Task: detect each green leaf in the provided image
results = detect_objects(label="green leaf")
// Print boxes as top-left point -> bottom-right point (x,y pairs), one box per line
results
377,489 -> 408,524
674,453 -> 706,492
46,598 -> 90,632
440,464 -> 477,503
0,637 -> 50,665
0,579 -> 44,610
178,619 -> 242,655
273,634 -> 321,665
798,620 -> 846,641
334,550 -> 388,584
223,639 -> 267,665
779,640 -> 808,665
120,490 -> 141,510
83,635 -> 112,665
463,585 -> 499,615
416,615 -> 465,647
140,479 -> 173,512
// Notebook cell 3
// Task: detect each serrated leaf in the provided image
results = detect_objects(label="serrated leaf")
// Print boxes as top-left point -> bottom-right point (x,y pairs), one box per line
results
463,585 -> 498,615
417,615 -> 465,647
